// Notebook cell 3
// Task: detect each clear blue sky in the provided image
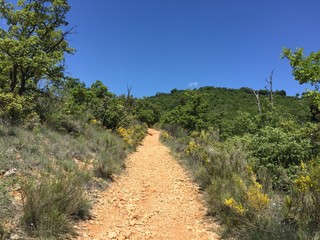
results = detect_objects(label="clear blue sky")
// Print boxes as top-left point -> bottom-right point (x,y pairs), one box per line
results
65,0 -> 320,97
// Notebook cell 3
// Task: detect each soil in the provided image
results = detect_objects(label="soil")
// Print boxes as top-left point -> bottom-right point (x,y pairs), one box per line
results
74,129 -> 220,240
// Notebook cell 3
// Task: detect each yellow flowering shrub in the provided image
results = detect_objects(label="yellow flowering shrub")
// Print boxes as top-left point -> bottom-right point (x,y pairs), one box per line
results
224,173 -> 269,218
224,197 -> 245,215
295,175 -> 313,192
294,161 -> 319,193
246,182 -> 269,211
117,124 -> 147,147
291,160 -> 320,226
161,131 -> 172,141
90,119 -> 101,125
190,131 -> 200,138
117,127 -> 133,146
185,140 -> 198,154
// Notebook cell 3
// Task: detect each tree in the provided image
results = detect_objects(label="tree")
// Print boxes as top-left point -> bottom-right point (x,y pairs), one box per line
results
282,48 -> 320,87
135,99 -> 160,126
161,92 -> 209,131
252,90 -> 261,114
0,0 -> 74,95
265,70 -> 274,108
283,48 -> 320,120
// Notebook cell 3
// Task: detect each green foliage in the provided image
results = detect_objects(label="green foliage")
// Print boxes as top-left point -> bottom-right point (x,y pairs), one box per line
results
161,91 -> 209,131
161,131 -> 280,239
93,134 -> 127,179
0,122 -> 142,238
0,177 -> 14,238
0,0 -> 74,95
161,116 -> 320,239
282,48 -> 320,86
143,86 -> 309,135
135,99 -> 160,126
249,126 -> 311,190
57,79 -> 136,130
282,48 -> 320,124
288,159 -> 320,237
21,174 -> 91,238
0,92 -> 36,123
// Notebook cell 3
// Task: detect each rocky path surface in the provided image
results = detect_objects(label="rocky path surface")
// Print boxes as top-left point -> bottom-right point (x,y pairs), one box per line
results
75,129 -> 220,240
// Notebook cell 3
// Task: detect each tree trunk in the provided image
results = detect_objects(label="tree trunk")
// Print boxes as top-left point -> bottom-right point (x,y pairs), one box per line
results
10,64 -> 18,92
18,69 -> 26,95
253,90 -> 261,114
265,70 -> 274,109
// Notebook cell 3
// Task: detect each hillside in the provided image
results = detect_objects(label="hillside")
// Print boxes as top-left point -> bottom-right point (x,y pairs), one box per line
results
137,86 -> 310,135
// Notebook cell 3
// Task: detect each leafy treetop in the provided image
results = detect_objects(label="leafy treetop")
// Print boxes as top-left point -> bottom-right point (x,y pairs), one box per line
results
0,0 -> 74,95
282,48 -> 320,88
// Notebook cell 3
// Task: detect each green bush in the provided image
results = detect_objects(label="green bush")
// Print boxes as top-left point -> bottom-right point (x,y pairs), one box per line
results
94,156 -> 120,179
287,159 -> 320,238
249,126 -> 313,190
21,174 -> 91,238
161,129 -> 307,239
46,113 -> 85,134
0,122 -> 137,238
116,122 -> 148,149
0,92 -> 36,124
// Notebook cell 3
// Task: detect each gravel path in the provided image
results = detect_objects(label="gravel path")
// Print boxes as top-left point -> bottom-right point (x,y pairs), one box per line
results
75,129 -> 220,240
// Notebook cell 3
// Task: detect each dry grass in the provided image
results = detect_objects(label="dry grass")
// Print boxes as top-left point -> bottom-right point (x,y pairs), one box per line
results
0,122 -> 146,239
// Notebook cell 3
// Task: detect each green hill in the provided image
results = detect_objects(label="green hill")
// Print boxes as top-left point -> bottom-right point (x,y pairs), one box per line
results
138,86 -> 310,131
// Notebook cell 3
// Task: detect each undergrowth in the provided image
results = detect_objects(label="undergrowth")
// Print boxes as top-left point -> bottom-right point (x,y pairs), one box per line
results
0,122 -> 147,239
161,125 -> 320,239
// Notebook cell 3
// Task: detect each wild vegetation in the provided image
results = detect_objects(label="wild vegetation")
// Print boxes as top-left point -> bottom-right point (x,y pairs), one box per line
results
153,54 -> 320,238
1,0 -> 320,239
0,1 -> 147,239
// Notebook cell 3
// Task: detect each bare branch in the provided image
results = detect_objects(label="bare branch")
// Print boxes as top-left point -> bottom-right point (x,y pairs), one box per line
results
252,90 -> 261,114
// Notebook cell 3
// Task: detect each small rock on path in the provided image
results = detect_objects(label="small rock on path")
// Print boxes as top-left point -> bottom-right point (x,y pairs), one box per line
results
75,129 -> 219,240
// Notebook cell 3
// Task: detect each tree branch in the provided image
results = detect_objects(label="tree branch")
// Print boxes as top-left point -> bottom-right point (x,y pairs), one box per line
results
45,27 -> 75,54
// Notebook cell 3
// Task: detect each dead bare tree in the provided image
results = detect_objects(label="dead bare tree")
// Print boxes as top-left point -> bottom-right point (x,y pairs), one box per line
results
125,85 -> 135,112
253,90 -> 261,114
265,70 -> 274,108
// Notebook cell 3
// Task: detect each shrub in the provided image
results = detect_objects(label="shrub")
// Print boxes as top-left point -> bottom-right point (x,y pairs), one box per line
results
46,113 -> 84,134
0,92 -> 36,124
287,159 -> 320,237
21,174 -> 91,239
94,156 -> 120,179
117,123 -> 147,149
93,128 -> 128,179
249,126 -> 313,190
0,121 -> 142,238
161,128 -> 303,239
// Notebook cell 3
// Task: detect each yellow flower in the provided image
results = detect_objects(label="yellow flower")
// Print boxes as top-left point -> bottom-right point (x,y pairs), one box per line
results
247,182 -> 269,210
300,161 -> 306,170
117,127 -> 134,146
161,131 -> 171,140
224,197 -> 246,215
295,175 -> 313,192
185,141 -> 198,154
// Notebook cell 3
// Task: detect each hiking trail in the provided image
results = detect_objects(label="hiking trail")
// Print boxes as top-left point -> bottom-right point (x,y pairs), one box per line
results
75,129 -> 220,240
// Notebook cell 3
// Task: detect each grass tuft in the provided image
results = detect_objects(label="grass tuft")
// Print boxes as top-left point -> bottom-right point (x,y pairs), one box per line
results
21,174 -> 91,239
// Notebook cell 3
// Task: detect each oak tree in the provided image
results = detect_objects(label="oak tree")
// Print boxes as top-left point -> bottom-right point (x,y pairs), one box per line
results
0,0 -> 74,95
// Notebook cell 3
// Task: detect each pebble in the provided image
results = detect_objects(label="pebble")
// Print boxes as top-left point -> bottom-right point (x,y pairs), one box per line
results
4,168 -> 17,177
108,231 -> 118,239
10,234 -> 20,240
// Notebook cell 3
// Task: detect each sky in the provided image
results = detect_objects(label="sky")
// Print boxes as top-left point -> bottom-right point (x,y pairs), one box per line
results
63,0 -> 320,97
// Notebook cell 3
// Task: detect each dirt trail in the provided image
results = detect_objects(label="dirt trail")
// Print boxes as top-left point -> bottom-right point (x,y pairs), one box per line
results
75,129 -> 220,240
